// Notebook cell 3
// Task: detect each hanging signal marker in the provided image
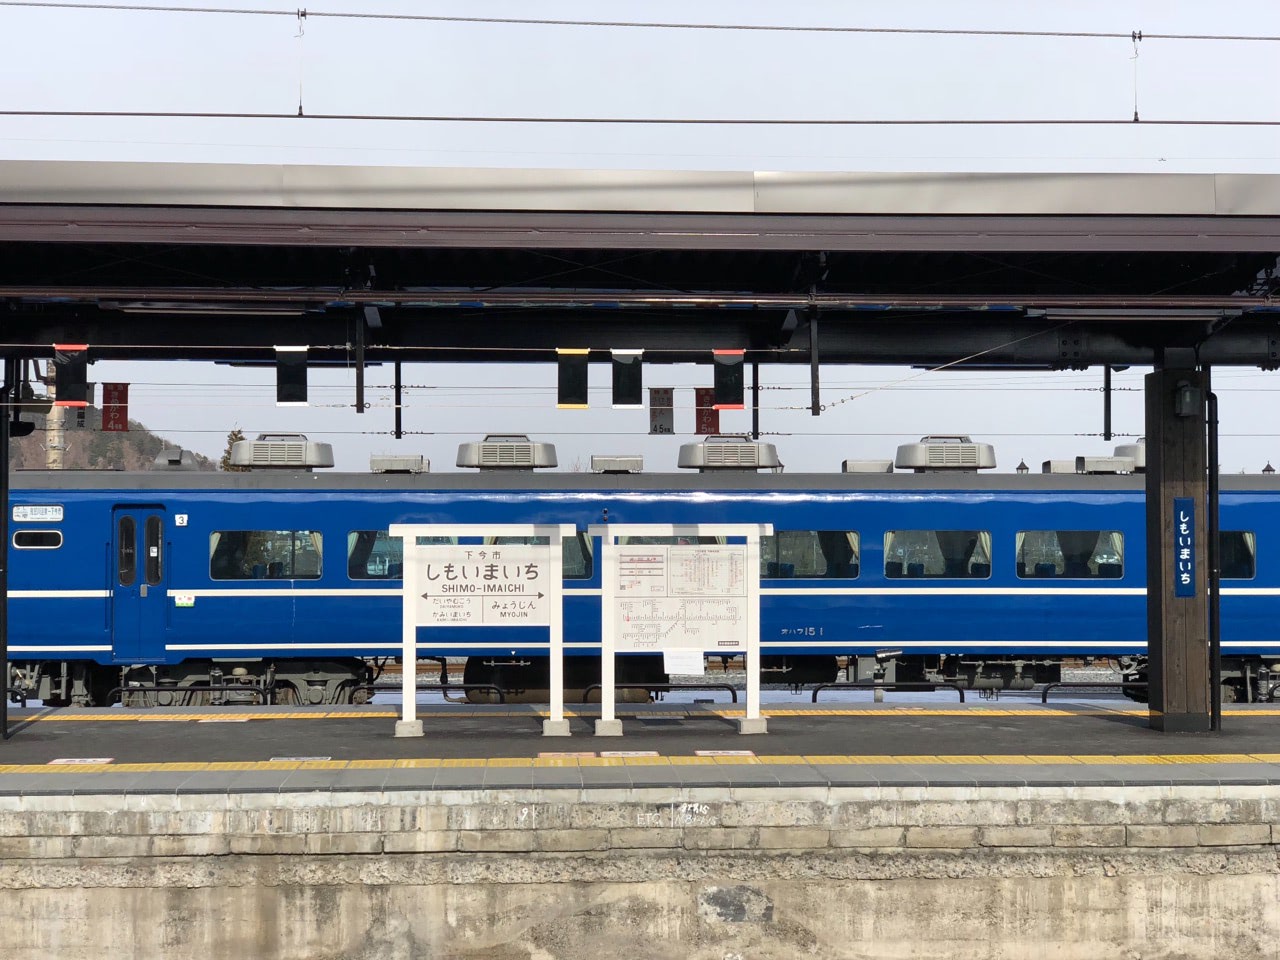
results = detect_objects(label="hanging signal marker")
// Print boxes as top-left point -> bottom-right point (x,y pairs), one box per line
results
556,348 -> 589,409
611,350 -> 644,409
713,350 -> 745,410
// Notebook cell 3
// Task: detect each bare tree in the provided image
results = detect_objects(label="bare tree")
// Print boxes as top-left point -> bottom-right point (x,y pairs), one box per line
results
220,428 -> 249,472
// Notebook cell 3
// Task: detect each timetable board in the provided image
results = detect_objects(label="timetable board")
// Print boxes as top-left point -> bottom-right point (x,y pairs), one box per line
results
613,544 -> 748,653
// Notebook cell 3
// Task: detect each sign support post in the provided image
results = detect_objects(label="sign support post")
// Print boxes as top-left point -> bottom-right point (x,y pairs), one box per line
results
394,536 -> 424,737
389,523 -> 573,738
590,523 -> 771,737
742,529 -> 765,733
596,536 -> 622,735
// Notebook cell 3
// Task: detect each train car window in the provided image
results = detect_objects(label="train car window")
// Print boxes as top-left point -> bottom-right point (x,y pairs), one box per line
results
1221,531 -> 1256,579
761,530 -> 859,578
144,516 -> 163,585
1015,531 -> 1124,579
486,534 -> 594,579
209,530 -> 323,580
13,530 -> 62,549
118,516 -> 136,586
884,530 -> 992,579
348,530 -> 408,580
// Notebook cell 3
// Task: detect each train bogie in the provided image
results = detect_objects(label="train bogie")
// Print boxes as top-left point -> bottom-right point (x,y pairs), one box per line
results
461,654 -> 668,704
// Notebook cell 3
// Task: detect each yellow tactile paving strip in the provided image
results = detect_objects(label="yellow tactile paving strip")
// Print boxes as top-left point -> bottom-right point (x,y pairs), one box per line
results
19,706 -> 1280,722
6,706 -> 1278,776
0,752 -> 1278,776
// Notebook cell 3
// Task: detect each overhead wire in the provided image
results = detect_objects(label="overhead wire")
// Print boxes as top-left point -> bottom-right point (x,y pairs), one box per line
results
0,6 -> 1275,128
2,3 -> 1280,44
0,9 -> 1273,435
4,110 -> 1280,127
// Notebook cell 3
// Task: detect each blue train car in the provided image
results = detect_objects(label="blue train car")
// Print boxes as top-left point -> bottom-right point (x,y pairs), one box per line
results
5,435 -> 1276,705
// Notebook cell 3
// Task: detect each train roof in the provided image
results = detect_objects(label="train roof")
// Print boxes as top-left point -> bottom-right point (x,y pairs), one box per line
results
9,469 -> 1280,495
14,435 -> 1279,494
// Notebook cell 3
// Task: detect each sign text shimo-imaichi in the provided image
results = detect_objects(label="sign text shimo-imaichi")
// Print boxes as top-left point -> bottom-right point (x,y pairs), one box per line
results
415,544 -> 551,626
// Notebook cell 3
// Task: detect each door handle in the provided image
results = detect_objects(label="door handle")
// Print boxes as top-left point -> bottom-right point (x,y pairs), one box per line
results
140,584 -> 148,598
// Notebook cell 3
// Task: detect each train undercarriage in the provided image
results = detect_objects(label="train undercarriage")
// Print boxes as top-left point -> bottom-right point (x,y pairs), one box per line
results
9,653 -> 1280,707
8,658 -> 377,707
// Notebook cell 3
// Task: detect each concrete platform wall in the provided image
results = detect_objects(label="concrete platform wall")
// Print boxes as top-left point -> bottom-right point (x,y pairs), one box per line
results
1,784 -> 1278,959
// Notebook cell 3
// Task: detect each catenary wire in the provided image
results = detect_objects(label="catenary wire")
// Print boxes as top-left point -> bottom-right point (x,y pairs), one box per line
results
2,3 -> 1280,44
4,110 -> 1280,127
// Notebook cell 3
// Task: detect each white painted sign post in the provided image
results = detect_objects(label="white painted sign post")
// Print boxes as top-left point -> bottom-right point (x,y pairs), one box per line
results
588,523 -> 771,736
388,523 -> 574,738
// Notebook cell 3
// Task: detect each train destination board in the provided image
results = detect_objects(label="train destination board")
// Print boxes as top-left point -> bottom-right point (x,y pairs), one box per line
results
415,544 -> 550,626
615,545 -> 748,653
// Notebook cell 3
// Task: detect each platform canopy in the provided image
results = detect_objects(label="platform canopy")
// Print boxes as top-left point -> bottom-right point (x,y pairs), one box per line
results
0,161 -> 1278,367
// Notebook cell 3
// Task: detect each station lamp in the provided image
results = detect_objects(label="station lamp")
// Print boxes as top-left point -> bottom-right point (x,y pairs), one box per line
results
1173,380 -> 1202,418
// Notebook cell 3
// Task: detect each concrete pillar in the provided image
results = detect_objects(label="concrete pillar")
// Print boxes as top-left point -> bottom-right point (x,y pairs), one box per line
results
1144,368 -> 1210,732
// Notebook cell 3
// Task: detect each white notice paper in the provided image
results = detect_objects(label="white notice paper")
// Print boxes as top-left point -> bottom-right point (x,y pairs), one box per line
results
663,648 -> 706,675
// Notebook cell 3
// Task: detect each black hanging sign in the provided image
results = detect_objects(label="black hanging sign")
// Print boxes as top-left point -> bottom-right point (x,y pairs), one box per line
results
611,349 -> 643,408
53,344 -> 89,407
713,349 -> 745,410
557,348 -> 589,409
276,346 -> 308,406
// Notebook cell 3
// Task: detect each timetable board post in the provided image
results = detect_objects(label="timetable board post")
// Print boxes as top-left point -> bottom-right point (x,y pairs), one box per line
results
388,523 -> 574,738
589,523 -> 771,736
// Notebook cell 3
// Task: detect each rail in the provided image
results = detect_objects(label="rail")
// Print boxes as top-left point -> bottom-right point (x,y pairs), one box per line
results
106,684 -> 273,706
811,681 -> 966,703
6,687 -> 27,708
1039,681 -> 1147,703
581,683 -> 739,704
353,682 -> 507,704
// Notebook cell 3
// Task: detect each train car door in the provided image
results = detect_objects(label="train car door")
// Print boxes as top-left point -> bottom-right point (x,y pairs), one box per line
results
112,507 -> 167,662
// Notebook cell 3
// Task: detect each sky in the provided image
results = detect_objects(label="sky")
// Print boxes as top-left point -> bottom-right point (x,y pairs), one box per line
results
3,0 -> 1280,473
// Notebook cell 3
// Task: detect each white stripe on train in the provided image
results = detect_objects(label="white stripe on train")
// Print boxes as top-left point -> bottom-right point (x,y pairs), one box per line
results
4,586 -> 1276,600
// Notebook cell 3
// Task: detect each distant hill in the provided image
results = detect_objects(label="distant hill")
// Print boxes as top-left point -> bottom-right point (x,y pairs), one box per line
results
9,406 -> 216,471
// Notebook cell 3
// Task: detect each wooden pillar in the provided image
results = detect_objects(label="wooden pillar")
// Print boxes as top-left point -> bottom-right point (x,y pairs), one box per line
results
1145,368 -> 1210,731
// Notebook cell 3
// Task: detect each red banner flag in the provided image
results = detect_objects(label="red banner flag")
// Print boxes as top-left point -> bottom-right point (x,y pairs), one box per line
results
102,382 -> 128,432
694,387 -> 719,435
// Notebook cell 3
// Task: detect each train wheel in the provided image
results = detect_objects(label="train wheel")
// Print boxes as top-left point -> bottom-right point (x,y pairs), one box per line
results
181,687 -> 212,707
272,682 -> 301,706
1220,681 -> 1245,704
87,670 -> 118,708
121,689 -> 156,709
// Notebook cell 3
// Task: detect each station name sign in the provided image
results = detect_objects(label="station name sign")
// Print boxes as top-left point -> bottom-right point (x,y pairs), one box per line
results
415,544 -> 550,626
1173,496 -> 1195,598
